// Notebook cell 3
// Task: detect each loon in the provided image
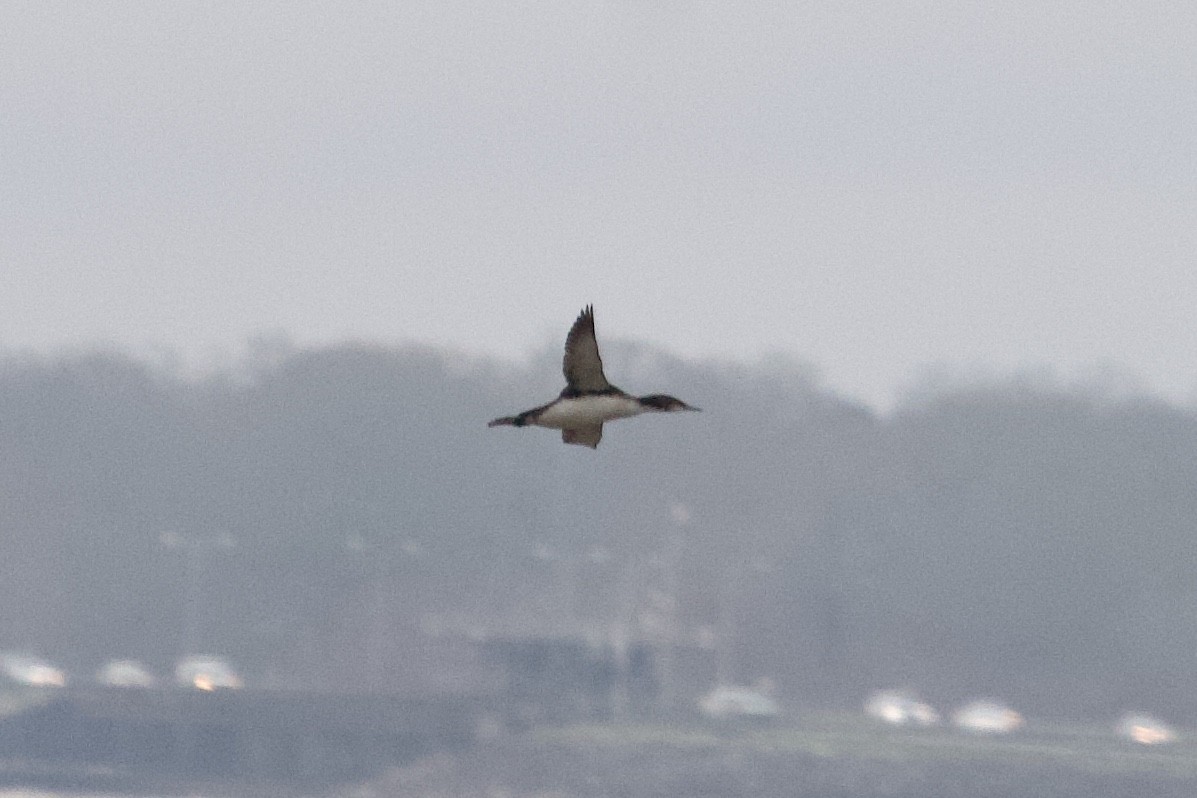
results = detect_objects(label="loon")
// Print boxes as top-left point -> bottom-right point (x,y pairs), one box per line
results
488,305 -> 699,448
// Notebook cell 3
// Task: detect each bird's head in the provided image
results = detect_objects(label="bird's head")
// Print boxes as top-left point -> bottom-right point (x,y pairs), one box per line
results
638,394 -> 701,413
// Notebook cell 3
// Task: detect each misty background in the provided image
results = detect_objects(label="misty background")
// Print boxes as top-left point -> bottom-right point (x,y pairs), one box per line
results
3,340 -> 1195,721
4,0 -> 1197,741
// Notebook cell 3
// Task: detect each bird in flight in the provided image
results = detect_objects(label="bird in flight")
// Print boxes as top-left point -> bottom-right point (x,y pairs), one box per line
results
488,305 -> 699,448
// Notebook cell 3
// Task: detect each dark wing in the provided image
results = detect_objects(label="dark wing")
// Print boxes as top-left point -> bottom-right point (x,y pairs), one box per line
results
563,305 -> 611,392
562,424 -> 603,449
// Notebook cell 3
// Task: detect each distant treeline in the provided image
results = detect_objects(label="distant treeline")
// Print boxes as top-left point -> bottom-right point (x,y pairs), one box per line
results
1,344 -> 1194,719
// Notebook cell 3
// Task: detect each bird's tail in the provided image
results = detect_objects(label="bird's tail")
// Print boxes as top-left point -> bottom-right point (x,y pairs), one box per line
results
487,416 -> 518,427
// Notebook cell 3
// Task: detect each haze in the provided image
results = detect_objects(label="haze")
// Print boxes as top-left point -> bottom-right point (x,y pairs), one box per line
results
4,2 -> 1196,408
6,342 -> 1197,722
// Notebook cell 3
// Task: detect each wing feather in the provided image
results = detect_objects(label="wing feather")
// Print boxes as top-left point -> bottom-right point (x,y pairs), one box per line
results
562,305 -> 611,392
562,424 -> 603,448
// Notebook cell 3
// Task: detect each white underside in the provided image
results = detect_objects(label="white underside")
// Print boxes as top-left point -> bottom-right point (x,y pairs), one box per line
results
533,395 -> 646,429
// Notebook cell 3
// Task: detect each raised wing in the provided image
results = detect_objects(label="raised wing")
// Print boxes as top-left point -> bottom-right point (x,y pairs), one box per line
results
562,305 -> 611,392
562,424 -> 603,448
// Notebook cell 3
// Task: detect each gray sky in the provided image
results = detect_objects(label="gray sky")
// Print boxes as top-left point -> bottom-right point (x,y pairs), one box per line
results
4,2 -> 1195,408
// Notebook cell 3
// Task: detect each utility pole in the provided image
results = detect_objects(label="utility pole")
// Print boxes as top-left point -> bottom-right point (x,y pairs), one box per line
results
657,502 -> 690,715
161,530 -> 236,658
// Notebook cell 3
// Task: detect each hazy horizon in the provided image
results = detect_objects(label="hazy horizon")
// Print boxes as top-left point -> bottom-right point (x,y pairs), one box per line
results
0,329 -> 1183,416
4,339 -> 1197,723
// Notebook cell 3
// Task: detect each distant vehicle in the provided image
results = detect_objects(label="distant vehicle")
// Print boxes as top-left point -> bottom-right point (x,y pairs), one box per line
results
175,656 -> 243,691
1117,713 -> 1175,745
952,699 -> 1024,734
864,689 -> 940,727
698,685 -> 781,720
0,652 -> 67,688
97,659 -> 157,688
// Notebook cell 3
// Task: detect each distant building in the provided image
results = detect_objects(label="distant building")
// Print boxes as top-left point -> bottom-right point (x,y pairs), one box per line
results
480,635 -> 657,724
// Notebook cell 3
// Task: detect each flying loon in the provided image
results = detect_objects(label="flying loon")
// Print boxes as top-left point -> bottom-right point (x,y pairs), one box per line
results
488,305 -> 699,448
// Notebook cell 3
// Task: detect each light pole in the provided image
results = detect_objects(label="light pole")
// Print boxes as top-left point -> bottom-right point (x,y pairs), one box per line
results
716,554 -> 773,686
160,530 -> 236,659
344,534 -> 424,693
655,502 -> 690,715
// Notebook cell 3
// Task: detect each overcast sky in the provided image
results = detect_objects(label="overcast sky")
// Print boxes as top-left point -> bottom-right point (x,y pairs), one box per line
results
3,2 -> 1195,407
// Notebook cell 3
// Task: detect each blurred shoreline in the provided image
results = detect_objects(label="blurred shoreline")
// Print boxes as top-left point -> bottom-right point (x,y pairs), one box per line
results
360,723 -> 1197,798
